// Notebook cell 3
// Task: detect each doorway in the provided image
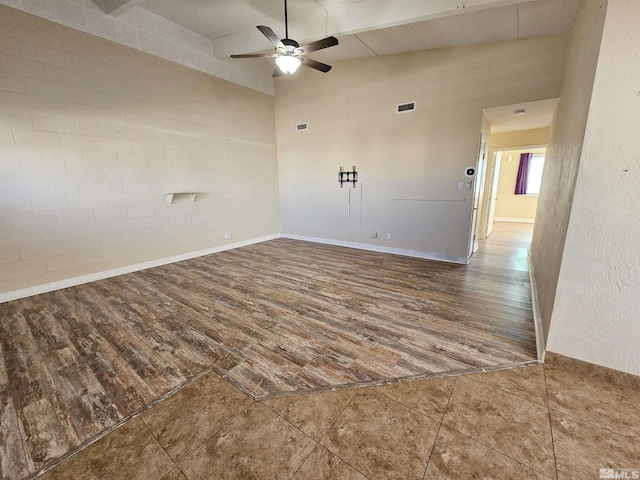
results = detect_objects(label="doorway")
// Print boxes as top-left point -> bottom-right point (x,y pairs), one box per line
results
480,98 -> 558,242
483,146 -> 546,238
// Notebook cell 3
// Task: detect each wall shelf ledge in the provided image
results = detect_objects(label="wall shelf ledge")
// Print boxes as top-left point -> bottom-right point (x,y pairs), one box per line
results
164,192 -> 198,203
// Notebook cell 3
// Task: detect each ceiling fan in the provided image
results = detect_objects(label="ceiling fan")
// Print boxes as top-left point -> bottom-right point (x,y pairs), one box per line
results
230,0 -> 339,76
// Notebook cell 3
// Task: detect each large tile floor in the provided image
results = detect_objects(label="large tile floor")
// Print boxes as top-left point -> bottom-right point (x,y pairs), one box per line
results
37,353 -> 640,480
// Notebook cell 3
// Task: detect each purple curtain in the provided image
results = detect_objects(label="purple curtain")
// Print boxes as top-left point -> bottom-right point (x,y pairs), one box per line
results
514,152 -> 533,195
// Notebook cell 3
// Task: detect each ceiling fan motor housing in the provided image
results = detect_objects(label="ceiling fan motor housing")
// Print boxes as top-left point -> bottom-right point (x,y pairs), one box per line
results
282,38 -> 300,54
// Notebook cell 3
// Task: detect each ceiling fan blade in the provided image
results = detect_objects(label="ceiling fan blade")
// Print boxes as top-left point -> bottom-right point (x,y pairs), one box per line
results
230,53 -> 278,58
272,69 -> 282,78
298,36 -> 339,54
257,25 -> 286,50
301,57 -> 332,73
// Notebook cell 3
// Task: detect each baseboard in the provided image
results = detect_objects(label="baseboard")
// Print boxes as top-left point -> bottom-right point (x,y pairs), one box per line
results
528,251 -> 546,361
281,234 -> 468,265
494,217 -> 535,224
1,232 -> 467,303
0,234 -> 282,304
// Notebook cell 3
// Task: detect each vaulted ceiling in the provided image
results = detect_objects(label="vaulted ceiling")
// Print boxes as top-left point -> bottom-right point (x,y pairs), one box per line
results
111,0 -> 581,63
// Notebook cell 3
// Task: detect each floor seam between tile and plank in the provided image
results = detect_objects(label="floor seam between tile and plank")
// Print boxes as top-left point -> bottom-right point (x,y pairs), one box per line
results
32,358 -> 640,480
2,224 -> 539,479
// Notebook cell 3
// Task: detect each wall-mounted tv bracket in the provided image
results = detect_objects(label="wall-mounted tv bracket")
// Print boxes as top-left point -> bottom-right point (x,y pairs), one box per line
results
339,165 -> 358,188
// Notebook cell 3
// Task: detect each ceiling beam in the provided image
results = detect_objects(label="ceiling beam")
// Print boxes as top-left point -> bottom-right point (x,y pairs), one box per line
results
326,0 -> 536,36
93,0 -> 147,16
213,0 -> 535,58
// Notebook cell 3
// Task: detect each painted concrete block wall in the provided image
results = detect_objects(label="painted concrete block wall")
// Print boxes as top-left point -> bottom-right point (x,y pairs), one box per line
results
546,0 -> 640,376
0,7 -> 280,297
493,148 -> 544,222
0,0 -> 275,95
530,0 -> 607,342
275,35 -> 568,261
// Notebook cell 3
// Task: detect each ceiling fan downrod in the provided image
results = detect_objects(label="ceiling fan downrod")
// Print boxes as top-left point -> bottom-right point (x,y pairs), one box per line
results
284,0 -> 289,40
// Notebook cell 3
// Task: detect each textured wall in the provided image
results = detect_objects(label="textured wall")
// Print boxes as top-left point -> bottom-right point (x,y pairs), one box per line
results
546,0 -> 640,376
276,35 -> 568,260
0,6 -> 280,296
530,0 -> 608,342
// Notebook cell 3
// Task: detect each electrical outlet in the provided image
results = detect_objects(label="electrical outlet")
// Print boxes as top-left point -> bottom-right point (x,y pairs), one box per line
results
224,233 -> 231,240
372,232 -> 377,238
458,182 -> 465,190
386,233 -> 391,240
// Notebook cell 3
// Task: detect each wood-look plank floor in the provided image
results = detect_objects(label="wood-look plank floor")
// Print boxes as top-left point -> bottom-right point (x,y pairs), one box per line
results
0,223 -> 536,480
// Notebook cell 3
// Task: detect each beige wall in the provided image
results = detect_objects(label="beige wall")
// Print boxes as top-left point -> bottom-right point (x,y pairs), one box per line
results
546,0 -> 639,375
530,0 -> 608,343
478,128 -> 549,238
493,148 -> 544,222
275,35 -> 568,261
490,128 -> 550,150
0,7 -> 280,297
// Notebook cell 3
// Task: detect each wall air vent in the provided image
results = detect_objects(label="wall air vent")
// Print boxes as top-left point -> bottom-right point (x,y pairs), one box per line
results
296,122 -> 309,131
397,101 -> 416,113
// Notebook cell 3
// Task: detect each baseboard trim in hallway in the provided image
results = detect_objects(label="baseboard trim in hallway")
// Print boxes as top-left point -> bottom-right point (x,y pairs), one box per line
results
528,252 -> 546,362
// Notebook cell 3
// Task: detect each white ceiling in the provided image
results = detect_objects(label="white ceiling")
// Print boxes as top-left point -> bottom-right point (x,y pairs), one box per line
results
137,0 -> 582,63
87,0 -> 576,129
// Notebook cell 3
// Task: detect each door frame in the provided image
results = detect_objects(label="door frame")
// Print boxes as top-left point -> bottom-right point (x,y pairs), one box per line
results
468,135 -> 488,257
485,151 -> 502,238
479,143 -> 547,240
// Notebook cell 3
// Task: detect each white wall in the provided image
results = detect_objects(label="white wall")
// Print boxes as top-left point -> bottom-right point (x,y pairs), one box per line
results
546,0 -> 640,375
530,0 -> 608,342
275,35 -> 568,262
0,6 -> 280,297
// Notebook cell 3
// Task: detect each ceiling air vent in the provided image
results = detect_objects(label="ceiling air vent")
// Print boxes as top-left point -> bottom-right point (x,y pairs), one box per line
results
296,122 -> 309,131
397,101 -> 416,114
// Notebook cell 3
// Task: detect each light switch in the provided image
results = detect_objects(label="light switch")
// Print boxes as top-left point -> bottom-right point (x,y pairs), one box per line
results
458,182 -> 465,190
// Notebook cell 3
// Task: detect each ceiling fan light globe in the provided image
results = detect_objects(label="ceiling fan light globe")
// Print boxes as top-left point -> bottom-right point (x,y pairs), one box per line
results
276,55 -> 301,74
